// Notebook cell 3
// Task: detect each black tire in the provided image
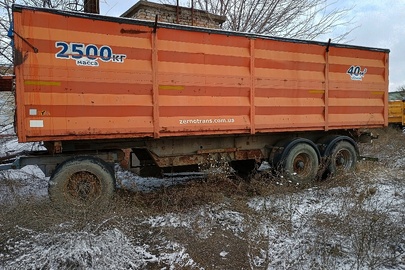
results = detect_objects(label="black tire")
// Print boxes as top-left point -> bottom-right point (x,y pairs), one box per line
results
49,156 -> 116,211
282,143 -> 319,184
327,141 -> 357,175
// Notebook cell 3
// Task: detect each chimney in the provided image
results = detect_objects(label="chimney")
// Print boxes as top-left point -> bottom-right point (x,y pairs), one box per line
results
84,0 -> 99,14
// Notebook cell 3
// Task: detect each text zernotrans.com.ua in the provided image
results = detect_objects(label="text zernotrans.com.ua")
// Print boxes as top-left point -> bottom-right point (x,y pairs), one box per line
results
179,118 -> 235,125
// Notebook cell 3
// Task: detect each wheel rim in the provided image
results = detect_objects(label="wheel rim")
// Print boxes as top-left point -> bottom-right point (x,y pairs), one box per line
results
292,153 -> 312,178
334,149 -> 353,171
65,171 -> 102,202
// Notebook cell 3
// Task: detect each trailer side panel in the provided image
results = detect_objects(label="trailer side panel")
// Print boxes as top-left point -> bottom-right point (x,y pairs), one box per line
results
12,6 -> 389,143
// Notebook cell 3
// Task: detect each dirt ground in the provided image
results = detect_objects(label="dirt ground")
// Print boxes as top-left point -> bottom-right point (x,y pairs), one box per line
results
0,127 -> 404,269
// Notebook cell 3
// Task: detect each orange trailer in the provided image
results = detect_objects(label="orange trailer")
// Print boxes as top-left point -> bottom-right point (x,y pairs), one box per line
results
1,5 -> 389,209
388,100 -> 405,126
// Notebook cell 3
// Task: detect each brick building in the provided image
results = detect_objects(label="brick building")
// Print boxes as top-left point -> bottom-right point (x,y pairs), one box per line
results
121,0 -> 226,29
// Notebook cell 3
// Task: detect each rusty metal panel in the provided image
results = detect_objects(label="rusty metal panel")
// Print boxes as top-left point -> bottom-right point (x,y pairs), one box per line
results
12,6 -> 389,143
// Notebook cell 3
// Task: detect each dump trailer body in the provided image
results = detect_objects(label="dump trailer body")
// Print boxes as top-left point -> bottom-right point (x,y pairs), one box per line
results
388,100 -> 405,126
11,5 -> 389,143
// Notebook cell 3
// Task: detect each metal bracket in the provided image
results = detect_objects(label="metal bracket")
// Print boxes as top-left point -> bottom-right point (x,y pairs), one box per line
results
153,15 -> 158,33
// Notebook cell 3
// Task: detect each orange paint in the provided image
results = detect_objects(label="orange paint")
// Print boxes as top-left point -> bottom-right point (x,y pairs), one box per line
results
12,6 -> 389,143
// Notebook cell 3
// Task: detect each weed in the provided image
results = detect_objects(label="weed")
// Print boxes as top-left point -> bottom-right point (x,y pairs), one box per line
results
1,127 -> 405,269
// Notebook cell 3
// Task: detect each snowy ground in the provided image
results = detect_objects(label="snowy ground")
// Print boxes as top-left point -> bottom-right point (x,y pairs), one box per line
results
0,128 -> 404,269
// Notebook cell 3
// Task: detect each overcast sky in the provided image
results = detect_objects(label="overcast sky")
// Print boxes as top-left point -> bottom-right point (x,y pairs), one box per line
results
100,0 -> 404,92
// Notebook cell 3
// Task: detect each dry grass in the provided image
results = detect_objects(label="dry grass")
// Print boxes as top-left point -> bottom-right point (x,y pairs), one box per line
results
0,127 -> 404,269
360,127 -> 405,165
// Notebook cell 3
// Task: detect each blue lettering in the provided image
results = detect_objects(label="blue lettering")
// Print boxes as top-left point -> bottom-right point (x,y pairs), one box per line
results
55,42 -> 127,66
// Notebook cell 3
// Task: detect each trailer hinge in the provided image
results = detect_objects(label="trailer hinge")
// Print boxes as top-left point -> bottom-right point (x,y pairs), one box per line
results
325,38 -> 331,52
12,30 -> 38,53
153,15 -> 158,33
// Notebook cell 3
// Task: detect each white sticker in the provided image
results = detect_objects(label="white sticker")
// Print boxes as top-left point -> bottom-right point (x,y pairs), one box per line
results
346,65 -> 367,81
29,109 -> 37,116
30,120 -> 44,128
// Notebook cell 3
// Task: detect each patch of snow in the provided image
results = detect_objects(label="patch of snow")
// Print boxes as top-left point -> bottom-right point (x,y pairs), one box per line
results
0,137 -> 45,157
220,251 -> 228,257
115,165 -> 202,192
145,214 -> 193,229
0,124 -> 14,135
392,157 -> 405,168
156,241 -> 201,269
3,228 -> 157,270
0,165 -> 47,204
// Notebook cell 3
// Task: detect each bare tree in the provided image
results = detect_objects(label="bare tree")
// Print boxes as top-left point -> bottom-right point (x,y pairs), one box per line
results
0,1 -> 15,75
162,0 -> 354,41
397,85 -> 405,92
18,0 -> 82,10
388,85 -> 405,101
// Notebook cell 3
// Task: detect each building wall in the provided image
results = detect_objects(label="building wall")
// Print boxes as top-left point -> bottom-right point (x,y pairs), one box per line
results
129,5 -> 223,29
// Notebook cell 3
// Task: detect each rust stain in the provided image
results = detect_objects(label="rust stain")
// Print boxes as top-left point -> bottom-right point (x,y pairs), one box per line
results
120,29 -> 149,34
197,148 -> 236,154
235,149 -> 263,161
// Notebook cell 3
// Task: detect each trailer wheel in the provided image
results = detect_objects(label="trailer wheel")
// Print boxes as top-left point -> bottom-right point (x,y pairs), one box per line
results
49,156 -> 115,212
328,141 -> 357,175
282,143 -> 319,184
